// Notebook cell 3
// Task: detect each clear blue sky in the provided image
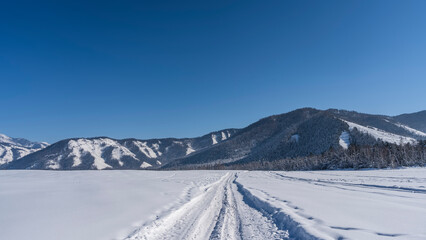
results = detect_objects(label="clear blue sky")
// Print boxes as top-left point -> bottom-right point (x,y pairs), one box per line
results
1,0 -> 425,143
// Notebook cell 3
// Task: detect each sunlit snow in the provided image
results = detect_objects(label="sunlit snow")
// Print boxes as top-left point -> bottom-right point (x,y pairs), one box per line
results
341,119 -> 416,145
339,131 -> 350,149
1,168 -> 425,240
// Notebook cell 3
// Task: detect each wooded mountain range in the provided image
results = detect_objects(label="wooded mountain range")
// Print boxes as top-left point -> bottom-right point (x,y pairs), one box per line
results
1,108 -> 425,170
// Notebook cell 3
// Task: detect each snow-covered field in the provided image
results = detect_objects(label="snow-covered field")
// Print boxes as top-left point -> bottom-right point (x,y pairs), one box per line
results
0,169 -> 425,240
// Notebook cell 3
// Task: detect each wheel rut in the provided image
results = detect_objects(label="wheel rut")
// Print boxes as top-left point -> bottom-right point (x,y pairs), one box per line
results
126,172 -> 295,240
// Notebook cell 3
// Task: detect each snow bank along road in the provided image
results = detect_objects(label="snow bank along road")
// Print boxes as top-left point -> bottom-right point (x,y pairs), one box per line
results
0,169 -> 425,240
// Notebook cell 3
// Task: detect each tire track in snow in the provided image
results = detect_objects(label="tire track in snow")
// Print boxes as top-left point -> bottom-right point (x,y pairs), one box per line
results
125,172 -> 291,240
269,172 -> 426,194
209,175 -> 241,240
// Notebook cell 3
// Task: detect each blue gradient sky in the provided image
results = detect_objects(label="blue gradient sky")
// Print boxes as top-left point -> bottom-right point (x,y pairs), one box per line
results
1,0 -> 425,143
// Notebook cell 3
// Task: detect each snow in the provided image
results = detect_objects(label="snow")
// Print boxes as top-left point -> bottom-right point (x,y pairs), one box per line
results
0,134 -> 14,144
68,138 -> 137,169
0,145 -> 14,164
127,173 -> 288,240
341,119 -> 417,145
140,162 -> 152,168
151,143 -> 162,156
185,143 -> 195,155
219,131 -> 232,141
112,147 -> 136,161
0,144 -> 44,165
133,141 -> 158,159
212,134 -> 218,145
395,122 -> 426,137
0,133 -> 48,165
46,158 -> 61,169
221,131 -> 227,140
0,134 -> 49,149
339,131 -> 350,149
1,168 -> 425,240
66,139 -> 137,169
237,169 -> 426,240
0,171 -> 224,240
383,119 -> 426,137
68,141 -> 83,167
290,134 -> 299,142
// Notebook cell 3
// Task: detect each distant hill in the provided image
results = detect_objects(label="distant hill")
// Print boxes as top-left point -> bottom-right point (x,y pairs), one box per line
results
2,129 -> 237,170
394,110 -> 426,133
0,134 -> 48,165
164,108 -> 425,169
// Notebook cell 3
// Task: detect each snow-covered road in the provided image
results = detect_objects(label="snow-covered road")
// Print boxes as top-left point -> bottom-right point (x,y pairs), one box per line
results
1,168 -> 425,240
127,172 -> 290,240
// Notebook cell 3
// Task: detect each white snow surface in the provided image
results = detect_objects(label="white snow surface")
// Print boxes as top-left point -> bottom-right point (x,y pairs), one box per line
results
140,162 -> 152,168
382,119 -> 426,137
339,131 -> 350,149
1,168 -> 425,240
212,131 -> 231,145
395,122 -> 426,137
0,145 -> 16,164
133,141 -> 159,159
342,119 -> 417,145
185,143 -> 196,155
0,134 -> 16,145
221,131 -> 227,140
212,134 -> 218,144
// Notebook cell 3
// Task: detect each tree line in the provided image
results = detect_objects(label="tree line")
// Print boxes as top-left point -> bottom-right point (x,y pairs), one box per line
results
171,140 -> 426,171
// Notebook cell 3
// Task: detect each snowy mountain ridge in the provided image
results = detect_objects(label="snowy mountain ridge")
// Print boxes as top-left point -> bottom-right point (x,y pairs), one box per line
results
166,108 -> 426,168
0,134 -> 49,165
1,108 -> 425,170
4,130 -> 238,170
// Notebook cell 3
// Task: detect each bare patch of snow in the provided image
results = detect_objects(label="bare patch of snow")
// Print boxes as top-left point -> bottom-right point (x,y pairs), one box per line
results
186,143 -> 195,155
395,122 -> 426,137
211,134 -> 218,145
341,119 -> 416,145
152,143 -> 162,156
221,132 -> 227,141
140,162 -> 152,168
339,131 -> 350,149
66,138 -> 141,169
134,141 -> 158,158
0,146 -> 14,165
290,134 -> 299,142
46,159 -> 61,169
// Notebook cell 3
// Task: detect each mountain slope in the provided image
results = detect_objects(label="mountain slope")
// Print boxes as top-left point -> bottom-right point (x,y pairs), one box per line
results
394,110 -> 426,133
0,134 -> 48,165
2,108 -> 425,170
164,108 -> 426,168
3,129 -> 238,170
